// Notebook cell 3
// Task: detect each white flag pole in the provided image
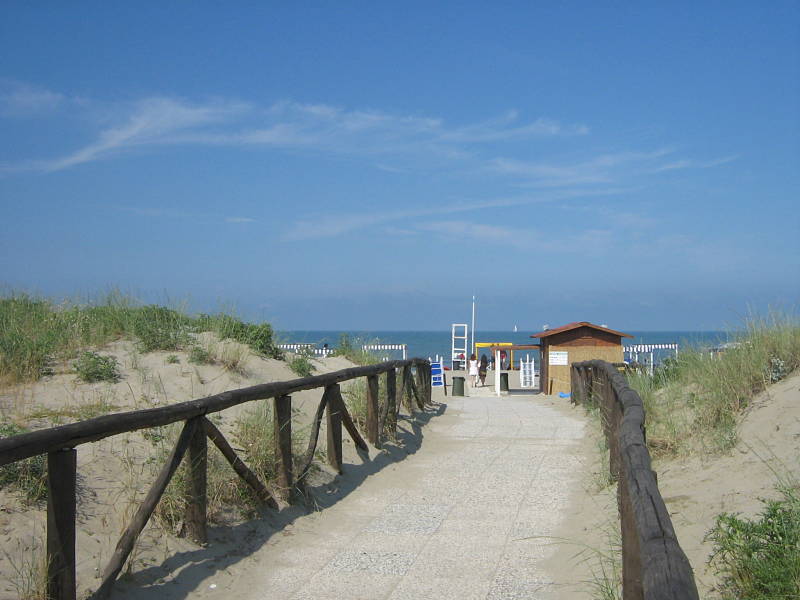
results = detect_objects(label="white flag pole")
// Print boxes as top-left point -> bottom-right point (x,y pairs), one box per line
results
471,295 -> 476,358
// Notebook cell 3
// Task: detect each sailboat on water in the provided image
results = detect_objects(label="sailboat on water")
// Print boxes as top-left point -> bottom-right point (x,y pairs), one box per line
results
513,324 -> 518,332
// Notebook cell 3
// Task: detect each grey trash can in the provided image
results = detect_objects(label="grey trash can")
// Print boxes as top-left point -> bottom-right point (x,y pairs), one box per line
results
452,376 -> 465,396
500,372 -> 509,391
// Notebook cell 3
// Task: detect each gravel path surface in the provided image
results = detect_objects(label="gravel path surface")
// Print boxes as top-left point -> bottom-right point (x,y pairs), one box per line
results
238,391 -> 590,600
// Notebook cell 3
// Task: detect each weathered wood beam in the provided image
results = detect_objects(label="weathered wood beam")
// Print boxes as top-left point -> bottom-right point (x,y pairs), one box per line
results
47,448 -> 76,600
401,366 -> 413,414
366,375 -> 379,447
297,387 -> 333,484
331,387 -> 368,451
408,370 -> 424,410
201,418 -> 278,508
273,395 -> 293,503
571,360 -> 699,600
184,417 -> 207,544
97,418 -> 198,598
325,385 -> 343,474
0,359 -> 428,466
383,369 -> 397,437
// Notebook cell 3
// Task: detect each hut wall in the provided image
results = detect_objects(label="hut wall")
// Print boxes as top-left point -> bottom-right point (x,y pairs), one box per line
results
546,344 -> 623,395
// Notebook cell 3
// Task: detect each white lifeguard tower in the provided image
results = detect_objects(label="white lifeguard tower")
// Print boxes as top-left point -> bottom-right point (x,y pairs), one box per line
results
451,323 -> 468,370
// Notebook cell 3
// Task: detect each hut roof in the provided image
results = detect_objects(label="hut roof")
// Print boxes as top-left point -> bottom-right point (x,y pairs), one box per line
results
530,321 -> 632,339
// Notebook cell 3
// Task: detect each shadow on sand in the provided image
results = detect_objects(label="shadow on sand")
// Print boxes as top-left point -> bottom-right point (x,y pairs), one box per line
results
107,401 -> 447,600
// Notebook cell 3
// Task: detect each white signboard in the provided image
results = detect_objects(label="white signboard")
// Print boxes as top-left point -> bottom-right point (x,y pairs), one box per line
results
549,351 -> 569,366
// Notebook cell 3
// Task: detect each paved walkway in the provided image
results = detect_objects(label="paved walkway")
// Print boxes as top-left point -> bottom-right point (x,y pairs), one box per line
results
240,392 -> 589,600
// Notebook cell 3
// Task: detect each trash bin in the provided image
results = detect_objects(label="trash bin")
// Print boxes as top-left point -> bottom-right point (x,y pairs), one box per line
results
500,372 -> 509,391
452,376 -> 465,396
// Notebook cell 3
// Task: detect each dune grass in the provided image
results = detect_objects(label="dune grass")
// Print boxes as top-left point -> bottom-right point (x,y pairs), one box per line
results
0,422 -> 47,504
0,291 -> 282,385
707,479 -> 800,599
626,312 -> 800,458
330,333 -> 383,366
287,353 -> 315,377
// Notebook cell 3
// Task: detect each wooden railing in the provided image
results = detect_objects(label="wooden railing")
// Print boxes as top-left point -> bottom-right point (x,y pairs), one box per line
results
0,359 -> 433,600
571,360 -> 698,600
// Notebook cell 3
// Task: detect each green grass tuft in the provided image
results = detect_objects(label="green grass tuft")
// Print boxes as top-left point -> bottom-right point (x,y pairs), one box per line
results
188,345 -> 214,365
73,351 -> 121,383
0,422 -> 47,504
706,484 -> 800,599
287,353 -> 315,377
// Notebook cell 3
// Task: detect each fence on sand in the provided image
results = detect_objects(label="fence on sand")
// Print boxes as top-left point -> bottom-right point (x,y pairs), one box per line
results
0,359 -> 432,600
571,360 -> 699,600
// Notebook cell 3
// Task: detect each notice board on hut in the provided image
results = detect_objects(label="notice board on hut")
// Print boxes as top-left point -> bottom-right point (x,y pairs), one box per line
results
531,322 -> 632,395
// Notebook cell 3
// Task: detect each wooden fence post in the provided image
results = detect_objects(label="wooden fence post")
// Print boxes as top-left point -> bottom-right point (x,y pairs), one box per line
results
401,366 -> 413,414
424,363 -> 432,404
185,416 -> 207,544
47,448 -> 76,600
326,385 -> 343,473
385,369 -> 397,437
366,375 -> 379,447
415,364 -> 426,406
274,395 -> 293,503
608,372 -> 622,482
619,464 -> 644,600
570,366 -> 579,405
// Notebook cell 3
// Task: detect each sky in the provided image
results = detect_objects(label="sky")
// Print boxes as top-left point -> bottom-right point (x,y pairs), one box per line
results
1,2 -> 798,331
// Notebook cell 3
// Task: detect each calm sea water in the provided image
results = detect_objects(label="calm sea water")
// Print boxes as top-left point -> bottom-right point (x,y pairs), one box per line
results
278,329 -> 730,364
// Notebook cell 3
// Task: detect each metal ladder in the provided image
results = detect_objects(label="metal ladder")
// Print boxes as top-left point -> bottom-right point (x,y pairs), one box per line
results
451,323 -> 468,370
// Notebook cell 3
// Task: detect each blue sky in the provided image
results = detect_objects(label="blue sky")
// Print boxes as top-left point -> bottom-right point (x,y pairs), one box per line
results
1,2 -> 797,331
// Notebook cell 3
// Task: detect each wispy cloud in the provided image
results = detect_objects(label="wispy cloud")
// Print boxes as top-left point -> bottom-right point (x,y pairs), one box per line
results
650,155 -> 738,172
282,188 -> 623,241
117,204 -> 255,225
31,97 -> 248,172
489,149 -> 674,187
418,221 -> 531,247
413,219 -> 620,254
490,148 -> 736,188
2,89 -> 588,173
0,80 -> 66,117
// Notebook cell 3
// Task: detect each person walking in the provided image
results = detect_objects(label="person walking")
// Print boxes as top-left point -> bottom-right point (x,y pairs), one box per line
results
479,354 -> 488,386
468,354 -> 479,387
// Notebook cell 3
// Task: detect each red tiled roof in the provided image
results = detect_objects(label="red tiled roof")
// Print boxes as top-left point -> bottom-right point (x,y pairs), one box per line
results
530,321 -> 632,339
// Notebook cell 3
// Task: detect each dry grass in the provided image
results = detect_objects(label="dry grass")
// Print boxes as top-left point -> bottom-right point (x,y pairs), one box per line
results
627,312 -> 800,457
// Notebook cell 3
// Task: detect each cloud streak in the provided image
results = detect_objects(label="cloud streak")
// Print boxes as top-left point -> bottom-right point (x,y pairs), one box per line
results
0,80 -> 67,117
490,148 -> 736,187
2,90 -> 588,173
281,188 -> 625,240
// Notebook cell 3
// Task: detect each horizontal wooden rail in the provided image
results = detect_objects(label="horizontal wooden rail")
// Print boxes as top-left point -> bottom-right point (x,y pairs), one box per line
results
0,358 -> 428,467
572,360 -> 698,600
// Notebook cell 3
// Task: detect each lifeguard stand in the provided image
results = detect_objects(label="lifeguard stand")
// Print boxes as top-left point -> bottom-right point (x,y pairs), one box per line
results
451,323 -> 468,370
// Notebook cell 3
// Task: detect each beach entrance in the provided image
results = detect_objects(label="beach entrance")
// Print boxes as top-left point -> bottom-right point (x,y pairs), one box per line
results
477,343 -> 542,395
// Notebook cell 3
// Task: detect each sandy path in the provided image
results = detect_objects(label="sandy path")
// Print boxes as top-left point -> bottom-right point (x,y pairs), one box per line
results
208,390 -> 595,600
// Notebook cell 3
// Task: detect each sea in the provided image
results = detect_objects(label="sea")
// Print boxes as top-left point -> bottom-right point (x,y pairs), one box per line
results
277,330 -> 731,365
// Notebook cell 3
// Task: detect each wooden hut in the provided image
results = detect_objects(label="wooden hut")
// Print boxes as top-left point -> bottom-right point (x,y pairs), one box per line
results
531,322 -> 632,395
